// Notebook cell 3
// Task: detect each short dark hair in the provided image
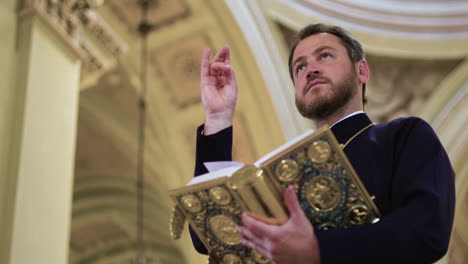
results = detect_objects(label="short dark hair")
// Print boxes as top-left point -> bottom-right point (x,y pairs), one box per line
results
288,23 -> 367,104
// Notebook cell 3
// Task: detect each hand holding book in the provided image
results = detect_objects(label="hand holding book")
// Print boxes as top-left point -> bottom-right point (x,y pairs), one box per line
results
169,126 -> 380,263
237,185 -> 320,264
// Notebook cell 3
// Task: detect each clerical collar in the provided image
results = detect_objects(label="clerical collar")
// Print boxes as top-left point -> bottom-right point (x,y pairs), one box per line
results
330,110 -> 365,128
330,112 -> 373,147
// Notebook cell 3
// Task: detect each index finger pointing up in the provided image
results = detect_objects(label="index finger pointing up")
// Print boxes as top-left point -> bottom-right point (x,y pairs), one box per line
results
200,47 -> 211,78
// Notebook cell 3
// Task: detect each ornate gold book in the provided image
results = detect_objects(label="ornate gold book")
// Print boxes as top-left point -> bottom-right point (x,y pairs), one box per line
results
169,126 -> 380,264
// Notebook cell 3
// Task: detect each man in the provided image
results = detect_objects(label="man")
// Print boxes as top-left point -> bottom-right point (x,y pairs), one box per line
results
191,24 -> 455,264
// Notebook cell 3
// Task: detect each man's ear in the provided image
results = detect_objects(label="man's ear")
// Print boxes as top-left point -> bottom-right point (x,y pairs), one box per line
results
356,60 -> 370,85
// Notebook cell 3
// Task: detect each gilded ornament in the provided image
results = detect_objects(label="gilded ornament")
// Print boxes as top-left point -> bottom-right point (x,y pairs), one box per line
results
181,194 -> 203,213
252,249 -> 270,263
170,205 -> 185,239
349,205 -> 369,225
209,187 -> 232,206
304,176 -> 341,212
223,253 -> 242,264
275,159 -> 299,183
308,141 -> 331,163
318,223 -> 336,231
209,215 -> 241,245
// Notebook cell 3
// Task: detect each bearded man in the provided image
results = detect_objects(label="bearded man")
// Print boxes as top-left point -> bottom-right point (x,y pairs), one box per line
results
191,24 -> 455,264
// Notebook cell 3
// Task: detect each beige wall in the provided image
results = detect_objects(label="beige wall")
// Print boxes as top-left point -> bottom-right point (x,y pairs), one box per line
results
0,0 -> 20,262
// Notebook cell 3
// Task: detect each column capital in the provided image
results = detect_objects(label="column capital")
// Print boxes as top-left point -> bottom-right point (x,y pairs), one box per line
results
19,0 -> 128,89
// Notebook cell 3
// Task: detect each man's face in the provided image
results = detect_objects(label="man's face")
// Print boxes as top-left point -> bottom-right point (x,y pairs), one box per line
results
292,33 -> 359,119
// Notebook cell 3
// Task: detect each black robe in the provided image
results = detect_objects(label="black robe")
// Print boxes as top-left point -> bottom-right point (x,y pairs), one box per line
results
190,113 -> 455,264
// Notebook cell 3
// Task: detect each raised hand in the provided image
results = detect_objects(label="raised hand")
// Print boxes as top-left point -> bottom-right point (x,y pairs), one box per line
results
236,186 -> 321,264
200,45 -> 238,135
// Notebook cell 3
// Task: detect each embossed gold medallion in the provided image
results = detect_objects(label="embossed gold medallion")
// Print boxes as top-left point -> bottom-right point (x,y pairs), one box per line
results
348,205 -> 369,225
308,141 -> 331,163
275,159 -> 299,183
181,194 -> 202,213
304,176 -> 341,212
223,253 -> 242,264
209,215 -> 241,245
252,249 -> 270,263
209,187 -> 232,206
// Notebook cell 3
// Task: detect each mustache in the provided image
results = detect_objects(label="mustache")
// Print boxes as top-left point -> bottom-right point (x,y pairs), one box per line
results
303,77 -> 332,96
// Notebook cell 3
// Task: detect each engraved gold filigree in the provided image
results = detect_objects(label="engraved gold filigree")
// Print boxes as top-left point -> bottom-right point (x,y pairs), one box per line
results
209,215 -> 241,245
170,205 -> 185,239
349,205 -> 369,225
223,253 -> 242,264
308,141 -> 331,163
181,194 -> 203,213
275,159 -> 300,183
209,187 -> 232,206
304,176 -> 341,212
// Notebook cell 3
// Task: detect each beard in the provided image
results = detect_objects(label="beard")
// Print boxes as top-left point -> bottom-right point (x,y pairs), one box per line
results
295,69 -> 357,120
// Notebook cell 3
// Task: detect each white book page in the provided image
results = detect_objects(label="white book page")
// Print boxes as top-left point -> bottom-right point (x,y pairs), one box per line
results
253,129 -> 315,167
188,166 -> 242,185
204,161 -> 244,172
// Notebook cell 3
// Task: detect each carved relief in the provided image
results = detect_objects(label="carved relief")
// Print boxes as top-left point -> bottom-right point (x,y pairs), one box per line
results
78,9 -> 127,57
19,0 -> 128,82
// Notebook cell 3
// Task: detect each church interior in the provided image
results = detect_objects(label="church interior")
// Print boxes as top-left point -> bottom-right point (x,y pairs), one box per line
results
1,0 -> 467,263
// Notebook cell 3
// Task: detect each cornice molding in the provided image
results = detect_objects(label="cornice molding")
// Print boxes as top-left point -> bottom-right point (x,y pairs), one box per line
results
18,0 -> 128,88
18,0 -> 85,58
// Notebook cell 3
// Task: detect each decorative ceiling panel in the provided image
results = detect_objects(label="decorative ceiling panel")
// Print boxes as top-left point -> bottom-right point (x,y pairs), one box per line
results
152,33 -> 213,108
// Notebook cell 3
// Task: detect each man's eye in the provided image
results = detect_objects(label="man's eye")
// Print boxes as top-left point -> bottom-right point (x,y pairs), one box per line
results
296,65 -> 305,73
321,53 -> 332,59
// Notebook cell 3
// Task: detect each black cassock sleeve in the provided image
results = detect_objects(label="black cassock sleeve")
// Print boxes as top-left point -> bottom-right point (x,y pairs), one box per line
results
315,118 -> 455,264
190,124 -> 233,254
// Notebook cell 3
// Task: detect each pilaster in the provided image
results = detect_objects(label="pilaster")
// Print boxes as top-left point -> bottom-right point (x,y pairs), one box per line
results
0,1 -> 127,263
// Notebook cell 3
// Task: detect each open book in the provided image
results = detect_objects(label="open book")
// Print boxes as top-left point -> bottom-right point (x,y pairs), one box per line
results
169,126 -> 380,264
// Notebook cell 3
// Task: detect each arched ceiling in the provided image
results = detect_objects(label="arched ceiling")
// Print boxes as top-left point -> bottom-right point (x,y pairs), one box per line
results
72,0 -> 468,264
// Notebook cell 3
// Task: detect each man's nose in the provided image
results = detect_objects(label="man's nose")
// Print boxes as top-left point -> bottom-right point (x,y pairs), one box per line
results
306,68 -> 321,80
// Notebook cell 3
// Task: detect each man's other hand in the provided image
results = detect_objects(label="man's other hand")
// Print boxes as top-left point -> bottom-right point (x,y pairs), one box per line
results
236,186 -> 321,264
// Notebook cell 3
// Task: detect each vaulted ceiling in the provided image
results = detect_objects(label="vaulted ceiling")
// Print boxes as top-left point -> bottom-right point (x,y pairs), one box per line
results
70,0 -> 468,263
